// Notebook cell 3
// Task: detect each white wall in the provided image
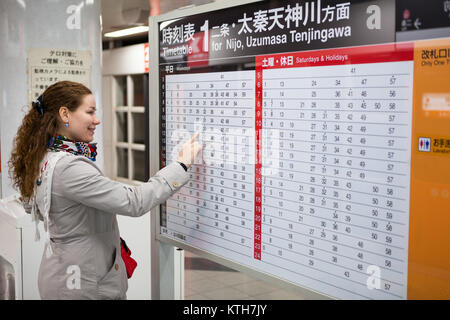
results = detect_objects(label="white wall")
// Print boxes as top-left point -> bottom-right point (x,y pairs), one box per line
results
103,43 -> 147,76
0,0 -> 103,197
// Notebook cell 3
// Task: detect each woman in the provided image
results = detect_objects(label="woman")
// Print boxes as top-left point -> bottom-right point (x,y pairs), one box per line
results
9,81 -> 202,299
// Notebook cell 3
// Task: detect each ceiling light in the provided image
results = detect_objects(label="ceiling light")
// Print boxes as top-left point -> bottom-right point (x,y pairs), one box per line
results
104,26 -> 149,38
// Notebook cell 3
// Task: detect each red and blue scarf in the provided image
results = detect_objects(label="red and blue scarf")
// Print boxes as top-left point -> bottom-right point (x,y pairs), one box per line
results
47,134 -> 97,162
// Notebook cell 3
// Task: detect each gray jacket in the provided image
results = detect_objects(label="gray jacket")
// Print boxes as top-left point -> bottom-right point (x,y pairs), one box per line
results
29,152 -> 189,300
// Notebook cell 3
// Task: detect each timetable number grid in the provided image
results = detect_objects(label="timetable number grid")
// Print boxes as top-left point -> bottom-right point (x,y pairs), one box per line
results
256,44 -> 413,299
163,71 -> 256,259
161,43 -> 415,300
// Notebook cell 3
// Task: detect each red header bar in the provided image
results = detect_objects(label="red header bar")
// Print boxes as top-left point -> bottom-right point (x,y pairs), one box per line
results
256,43 -> 414,69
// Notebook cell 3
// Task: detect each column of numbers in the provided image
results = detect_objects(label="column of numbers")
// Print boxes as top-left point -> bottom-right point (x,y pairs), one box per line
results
165,71 -> 255,256
261,61 -> 413,299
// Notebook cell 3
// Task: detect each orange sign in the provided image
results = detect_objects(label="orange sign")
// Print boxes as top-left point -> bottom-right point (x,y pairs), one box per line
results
408,38 -> 450,299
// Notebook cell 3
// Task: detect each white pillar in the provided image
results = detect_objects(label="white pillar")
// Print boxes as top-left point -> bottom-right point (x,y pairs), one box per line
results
0,0 -> 103,197
159,243 -> 185,300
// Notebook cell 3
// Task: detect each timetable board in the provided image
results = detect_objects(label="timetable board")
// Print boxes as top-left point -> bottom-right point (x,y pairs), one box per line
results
153,0 -> 450,300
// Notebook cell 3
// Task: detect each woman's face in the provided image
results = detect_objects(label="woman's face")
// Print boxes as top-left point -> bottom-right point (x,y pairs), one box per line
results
65,94 -> 101,143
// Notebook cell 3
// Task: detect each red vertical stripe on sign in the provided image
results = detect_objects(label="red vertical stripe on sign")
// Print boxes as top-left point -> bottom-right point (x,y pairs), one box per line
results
254,60 -> 263,261
144,43 -> 149,73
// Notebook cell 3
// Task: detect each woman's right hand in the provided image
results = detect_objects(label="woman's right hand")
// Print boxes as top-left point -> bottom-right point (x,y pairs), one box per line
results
177,132 -> 203,169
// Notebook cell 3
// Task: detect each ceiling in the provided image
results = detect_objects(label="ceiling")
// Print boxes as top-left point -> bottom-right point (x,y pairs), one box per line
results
101,0 -> 215,42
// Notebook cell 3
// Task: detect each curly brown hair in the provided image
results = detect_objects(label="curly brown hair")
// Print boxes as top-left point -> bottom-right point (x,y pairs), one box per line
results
9,81 -> 92,200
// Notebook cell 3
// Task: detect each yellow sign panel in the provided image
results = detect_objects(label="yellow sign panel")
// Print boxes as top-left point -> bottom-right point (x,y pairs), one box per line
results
408,38 -> 450,299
